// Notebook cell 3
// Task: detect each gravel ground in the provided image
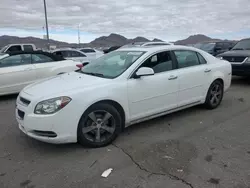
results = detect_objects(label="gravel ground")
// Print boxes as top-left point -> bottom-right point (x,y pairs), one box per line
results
0,77 -> 250,188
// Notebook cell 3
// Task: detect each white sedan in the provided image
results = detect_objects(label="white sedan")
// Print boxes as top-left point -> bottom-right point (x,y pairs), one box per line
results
16,45 -> 231,147
78,48 -> 104,59
52,48 -> 91,62
0,51 -> 81,96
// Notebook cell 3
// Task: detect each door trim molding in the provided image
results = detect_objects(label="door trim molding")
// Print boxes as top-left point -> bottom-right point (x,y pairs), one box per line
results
128,101 -> 201,126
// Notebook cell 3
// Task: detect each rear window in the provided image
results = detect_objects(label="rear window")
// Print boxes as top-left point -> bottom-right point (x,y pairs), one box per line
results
23,45 -> 34,51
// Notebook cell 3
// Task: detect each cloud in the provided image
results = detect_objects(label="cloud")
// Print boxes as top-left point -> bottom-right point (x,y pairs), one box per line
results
0,0 -> 250,41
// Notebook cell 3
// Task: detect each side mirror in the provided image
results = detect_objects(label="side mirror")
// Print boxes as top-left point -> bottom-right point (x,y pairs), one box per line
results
228,47 -> 232,50
135,67 -> 154,78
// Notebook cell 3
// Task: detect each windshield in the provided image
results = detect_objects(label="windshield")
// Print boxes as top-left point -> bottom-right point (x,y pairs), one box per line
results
0,45 -> 9,53
81,50 -> 145,78
232,39 -> 250,50
195,43 -> 215,51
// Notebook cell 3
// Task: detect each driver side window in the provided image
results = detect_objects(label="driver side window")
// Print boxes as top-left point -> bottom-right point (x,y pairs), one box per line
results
0,54 -> 31,68
140,51 -> 173,73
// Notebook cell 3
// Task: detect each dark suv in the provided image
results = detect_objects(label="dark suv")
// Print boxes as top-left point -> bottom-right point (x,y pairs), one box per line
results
194,41 -> 235,56
217,39 -> 250,76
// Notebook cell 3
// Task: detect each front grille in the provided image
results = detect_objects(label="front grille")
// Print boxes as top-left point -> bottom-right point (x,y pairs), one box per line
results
32,130 -> 57,138
17,109 -> 25,120
20,97 -> 31,106
223,56 -> 247,63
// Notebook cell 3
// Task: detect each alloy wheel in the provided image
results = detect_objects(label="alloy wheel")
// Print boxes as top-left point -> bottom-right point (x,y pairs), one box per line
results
209,83 -> 222,106
82,110 -> 116,143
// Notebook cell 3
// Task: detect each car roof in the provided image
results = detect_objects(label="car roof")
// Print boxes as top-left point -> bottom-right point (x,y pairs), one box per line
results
52,48 -> 85,54
116,45 -> 199,53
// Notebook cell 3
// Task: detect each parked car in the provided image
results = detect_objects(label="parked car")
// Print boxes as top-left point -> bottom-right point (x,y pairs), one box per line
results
103,46 -> 121,54
217,38 -> 250,76
0,44 -> 37,53
78,48 -> 104,59
194,41 -> 235,56
121,41 -> 173,48
52,48 -> 90,62
0,51 -> 81,96
16,45 -> 231,147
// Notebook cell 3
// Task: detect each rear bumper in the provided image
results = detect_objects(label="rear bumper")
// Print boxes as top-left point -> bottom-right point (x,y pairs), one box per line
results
232,64 -> 250,76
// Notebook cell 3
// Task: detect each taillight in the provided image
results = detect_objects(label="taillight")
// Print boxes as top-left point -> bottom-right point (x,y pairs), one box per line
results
76,64 -> 83,69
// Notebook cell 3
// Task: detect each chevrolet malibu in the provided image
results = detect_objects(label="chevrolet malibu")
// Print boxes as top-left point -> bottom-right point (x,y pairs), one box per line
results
16,45 -> 232,147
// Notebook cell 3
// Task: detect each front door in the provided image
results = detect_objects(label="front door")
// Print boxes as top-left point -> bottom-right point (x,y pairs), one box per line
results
127,51 -> 179,121
0,54 -> 36,95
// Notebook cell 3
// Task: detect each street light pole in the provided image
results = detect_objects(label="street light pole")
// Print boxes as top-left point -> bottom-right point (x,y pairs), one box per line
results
43,0 -> 50,50
78,23 -> 81,48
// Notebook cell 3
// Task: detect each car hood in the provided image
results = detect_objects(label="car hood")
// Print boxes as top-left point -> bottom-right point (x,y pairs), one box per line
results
23,72 -> 110,97
218,50 -> 250,57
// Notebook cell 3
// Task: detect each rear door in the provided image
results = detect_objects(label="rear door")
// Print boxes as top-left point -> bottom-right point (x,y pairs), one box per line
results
80,49 -> 96,59
31,54 -> 57,80
0,54 -> 36,95
69,50 -> 89,62
173,50 -> 210,106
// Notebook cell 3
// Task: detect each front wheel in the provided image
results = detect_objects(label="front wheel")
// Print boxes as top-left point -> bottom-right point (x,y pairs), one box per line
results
204,80 -> 224,109
77,103 -> 122,148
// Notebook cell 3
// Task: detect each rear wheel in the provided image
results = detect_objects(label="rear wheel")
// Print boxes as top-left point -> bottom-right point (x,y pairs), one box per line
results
204,80 -> 224,109
77,103 -> 122,148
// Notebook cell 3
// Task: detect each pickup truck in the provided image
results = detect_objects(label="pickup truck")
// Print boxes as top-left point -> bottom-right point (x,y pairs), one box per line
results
0,44 -> 37,53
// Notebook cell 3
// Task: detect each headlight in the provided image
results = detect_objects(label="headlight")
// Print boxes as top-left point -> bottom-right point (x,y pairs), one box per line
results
34,96 -> 71,114
216,56 -> 223,60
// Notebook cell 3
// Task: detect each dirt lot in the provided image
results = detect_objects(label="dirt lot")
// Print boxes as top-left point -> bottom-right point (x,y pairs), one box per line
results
0,77 -> 250,188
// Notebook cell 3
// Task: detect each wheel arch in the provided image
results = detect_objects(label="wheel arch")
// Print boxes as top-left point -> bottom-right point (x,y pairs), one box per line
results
78,99 -> 126,131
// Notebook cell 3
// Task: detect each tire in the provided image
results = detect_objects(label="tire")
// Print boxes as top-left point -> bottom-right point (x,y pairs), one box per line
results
77,103 -> 122,148
204,80 -> 224,109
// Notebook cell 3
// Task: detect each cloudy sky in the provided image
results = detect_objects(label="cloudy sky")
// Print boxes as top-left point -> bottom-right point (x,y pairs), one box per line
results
0,0 -> 250,43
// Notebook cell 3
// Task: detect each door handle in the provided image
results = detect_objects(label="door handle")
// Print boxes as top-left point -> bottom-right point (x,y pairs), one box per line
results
168,75 -> 178,80
204,69 -> 211,73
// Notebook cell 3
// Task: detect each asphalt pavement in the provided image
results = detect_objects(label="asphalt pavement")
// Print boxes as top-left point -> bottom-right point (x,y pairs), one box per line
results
0,77 -> 250,188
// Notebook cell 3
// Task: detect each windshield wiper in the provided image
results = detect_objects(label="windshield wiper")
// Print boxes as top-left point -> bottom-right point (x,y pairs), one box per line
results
81,71 -> 104,77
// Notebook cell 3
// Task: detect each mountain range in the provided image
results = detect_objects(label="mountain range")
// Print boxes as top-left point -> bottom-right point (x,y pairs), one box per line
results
0,33 -> 236,49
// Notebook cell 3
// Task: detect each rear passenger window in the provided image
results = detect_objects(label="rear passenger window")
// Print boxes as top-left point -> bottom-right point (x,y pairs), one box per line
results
197,53 -> 207,64
174,50 -> 200,68
140,51 -> 173,73
81,49 -> 95,53
70,51 -> 86,57
32,54 -> 54,63
23,45 -> 33,51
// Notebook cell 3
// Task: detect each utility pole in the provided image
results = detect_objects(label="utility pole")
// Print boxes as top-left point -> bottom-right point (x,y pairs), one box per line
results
78,23 -> 81,48
43,0 -> 50,50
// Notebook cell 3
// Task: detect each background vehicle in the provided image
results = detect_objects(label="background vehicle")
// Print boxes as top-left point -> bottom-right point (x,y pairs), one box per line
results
103,46 -> 121,54
194,41 -> 235,56
121,41 -> 173,48
16,45 -> 231,147
0,44 -> 37,53
0,51 -> 80,96
217,38 -> 250,76
78,48 -> 104,59
52,48 -> 90,63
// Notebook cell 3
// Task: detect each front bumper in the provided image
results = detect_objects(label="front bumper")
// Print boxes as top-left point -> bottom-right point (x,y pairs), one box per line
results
15,93 -> 79,144
232,64 -> 250,76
